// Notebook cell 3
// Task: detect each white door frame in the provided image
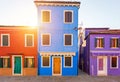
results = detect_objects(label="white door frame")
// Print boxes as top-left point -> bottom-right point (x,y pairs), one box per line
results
12,55 -> 22,76
97,56 -> 107,76
52,56 -> 62,76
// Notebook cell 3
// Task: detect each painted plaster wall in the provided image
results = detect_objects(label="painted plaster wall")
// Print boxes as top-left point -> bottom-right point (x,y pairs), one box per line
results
89,34 -> 120,76
37,6 -> 79,76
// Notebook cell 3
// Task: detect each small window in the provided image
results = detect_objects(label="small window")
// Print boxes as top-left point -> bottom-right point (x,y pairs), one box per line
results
110,38 -> 119,48
95,38 -> 104,48
1,34 -> 10,46
111,56 -> 118,68
42,10 -> 50,23
25,34 -> 34,47
24,57 -> 34,68
64,34 -> 72,46
0,57 -> 10,68
64,56 -> 72,67
42,56 -> 50,67
64,10 -> 73,23
42,34 -> 50,46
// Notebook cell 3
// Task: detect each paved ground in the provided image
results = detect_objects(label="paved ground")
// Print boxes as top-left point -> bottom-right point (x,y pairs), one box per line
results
0,70 -> 120,82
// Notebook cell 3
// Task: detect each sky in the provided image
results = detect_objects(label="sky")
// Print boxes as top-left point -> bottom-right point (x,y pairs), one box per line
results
0,0 -> 120,29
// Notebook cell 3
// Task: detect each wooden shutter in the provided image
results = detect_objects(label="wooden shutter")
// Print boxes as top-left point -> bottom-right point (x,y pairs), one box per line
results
24,58 -> 28,68
8,58 -> 10,68
119,38 -> 120,47
95,38 -> 97,48
0,58 -> 3,68
32,58 -> 35,68
102,38 -> 104,47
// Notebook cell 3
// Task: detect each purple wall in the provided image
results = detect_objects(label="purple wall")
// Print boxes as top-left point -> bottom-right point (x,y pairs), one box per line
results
89,34 -> 120,76
80,28 -> 120,76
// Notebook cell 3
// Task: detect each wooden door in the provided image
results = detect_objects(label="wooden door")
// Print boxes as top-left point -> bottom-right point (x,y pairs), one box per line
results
97,56 -> 107,76
53,57 -> 61,75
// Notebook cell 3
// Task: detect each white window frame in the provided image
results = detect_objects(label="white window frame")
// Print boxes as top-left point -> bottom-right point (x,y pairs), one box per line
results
110,37 -> 119,48
41,33 -> 51,46
110,56 -> 118,69
0,56 -> 10,68
64,10 -> 73,24
95,37 -> 104,48
25,34 -> 34,47
64,34 -> 73,46
41,56 -> 50,68
64,56 -> 73,68
24,56 -> 35,68
1,34 -> 10,47
41,10 -> 51,23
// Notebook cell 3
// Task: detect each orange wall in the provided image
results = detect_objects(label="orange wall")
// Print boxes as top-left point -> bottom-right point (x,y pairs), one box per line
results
0,26 -> 38,68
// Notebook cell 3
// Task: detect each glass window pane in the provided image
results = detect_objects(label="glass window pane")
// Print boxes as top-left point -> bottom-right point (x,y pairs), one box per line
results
42,35 -> 50,45
2,35 -> 8,46
24,58 -> 34,68
42,11 -> 50,22
65,56 -> 71,67
43,56 -> 49,67
65,11 -> 72,23
65,35 -> 72,46
99,58 -> 103,70
26,35 -> 33,46
112,57 -> 117,67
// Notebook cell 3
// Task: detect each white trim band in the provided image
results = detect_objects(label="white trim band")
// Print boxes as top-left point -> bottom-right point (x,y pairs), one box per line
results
40,52 -> 75,56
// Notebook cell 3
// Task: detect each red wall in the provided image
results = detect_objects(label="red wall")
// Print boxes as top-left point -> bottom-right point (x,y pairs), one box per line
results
0,26 -> 37,67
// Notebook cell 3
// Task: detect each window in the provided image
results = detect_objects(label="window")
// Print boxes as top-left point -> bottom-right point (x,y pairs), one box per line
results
1,34 -> 10,46
24,57 -> 34,68
64,56 -> 72,67
42,56 -> 50,67
95,38 -> 104,48
25,34 -> 34,47
64,10 -> 73,23
64,34 -> 73,46
0,57 -> 10,68
42,34 -> 50,46
111,56 -> 118,68
42,10 -> 51,23
110,38 -> 119,48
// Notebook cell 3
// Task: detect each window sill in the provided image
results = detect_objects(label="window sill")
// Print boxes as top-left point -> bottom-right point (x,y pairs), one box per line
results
41,66 -> 50,68
95,47 -> 104,49
110,47 -> 119,49
110,67 -> 118,69
64,22 -> 73,24
64,66 -> 73,68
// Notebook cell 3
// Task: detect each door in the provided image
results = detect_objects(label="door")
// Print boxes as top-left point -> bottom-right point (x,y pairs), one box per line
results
97,56 -> 107,76
53,57 -> 61,76
13,56 -> 22,75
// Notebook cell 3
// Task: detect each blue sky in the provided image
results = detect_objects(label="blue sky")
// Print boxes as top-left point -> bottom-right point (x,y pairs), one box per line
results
0,0 -> 120,29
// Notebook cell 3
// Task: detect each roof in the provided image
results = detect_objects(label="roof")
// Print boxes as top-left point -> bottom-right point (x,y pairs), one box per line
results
0,25 -> 37,30
85,29 -> 120,40
34,0 -> 80,8
85,28 -> 109,30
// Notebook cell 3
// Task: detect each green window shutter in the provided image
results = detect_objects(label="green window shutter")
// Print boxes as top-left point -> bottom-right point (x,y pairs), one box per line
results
117,38 -> 118,47
32,58 -> 35,68
0,58 -> 3,68
119,38 -> 120,47
110,38 -> 112,47
95,38 -> 97,48
24,58 -> 28,68
102,38 -> 104,47
8,58 -> 10,68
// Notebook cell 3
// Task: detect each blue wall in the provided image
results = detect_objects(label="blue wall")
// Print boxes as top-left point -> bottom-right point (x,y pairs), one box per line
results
37,5 -> 79,76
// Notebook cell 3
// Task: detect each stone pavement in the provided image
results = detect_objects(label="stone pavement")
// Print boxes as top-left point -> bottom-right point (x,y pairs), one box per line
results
0,70 -> 120,82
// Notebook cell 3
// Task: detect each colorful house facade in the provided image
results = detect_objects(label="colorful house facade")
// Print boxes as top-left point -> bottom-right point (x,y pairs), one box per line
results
34,0 -> 80,76
0,26 -> 37,76
79,28 -> 120,76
